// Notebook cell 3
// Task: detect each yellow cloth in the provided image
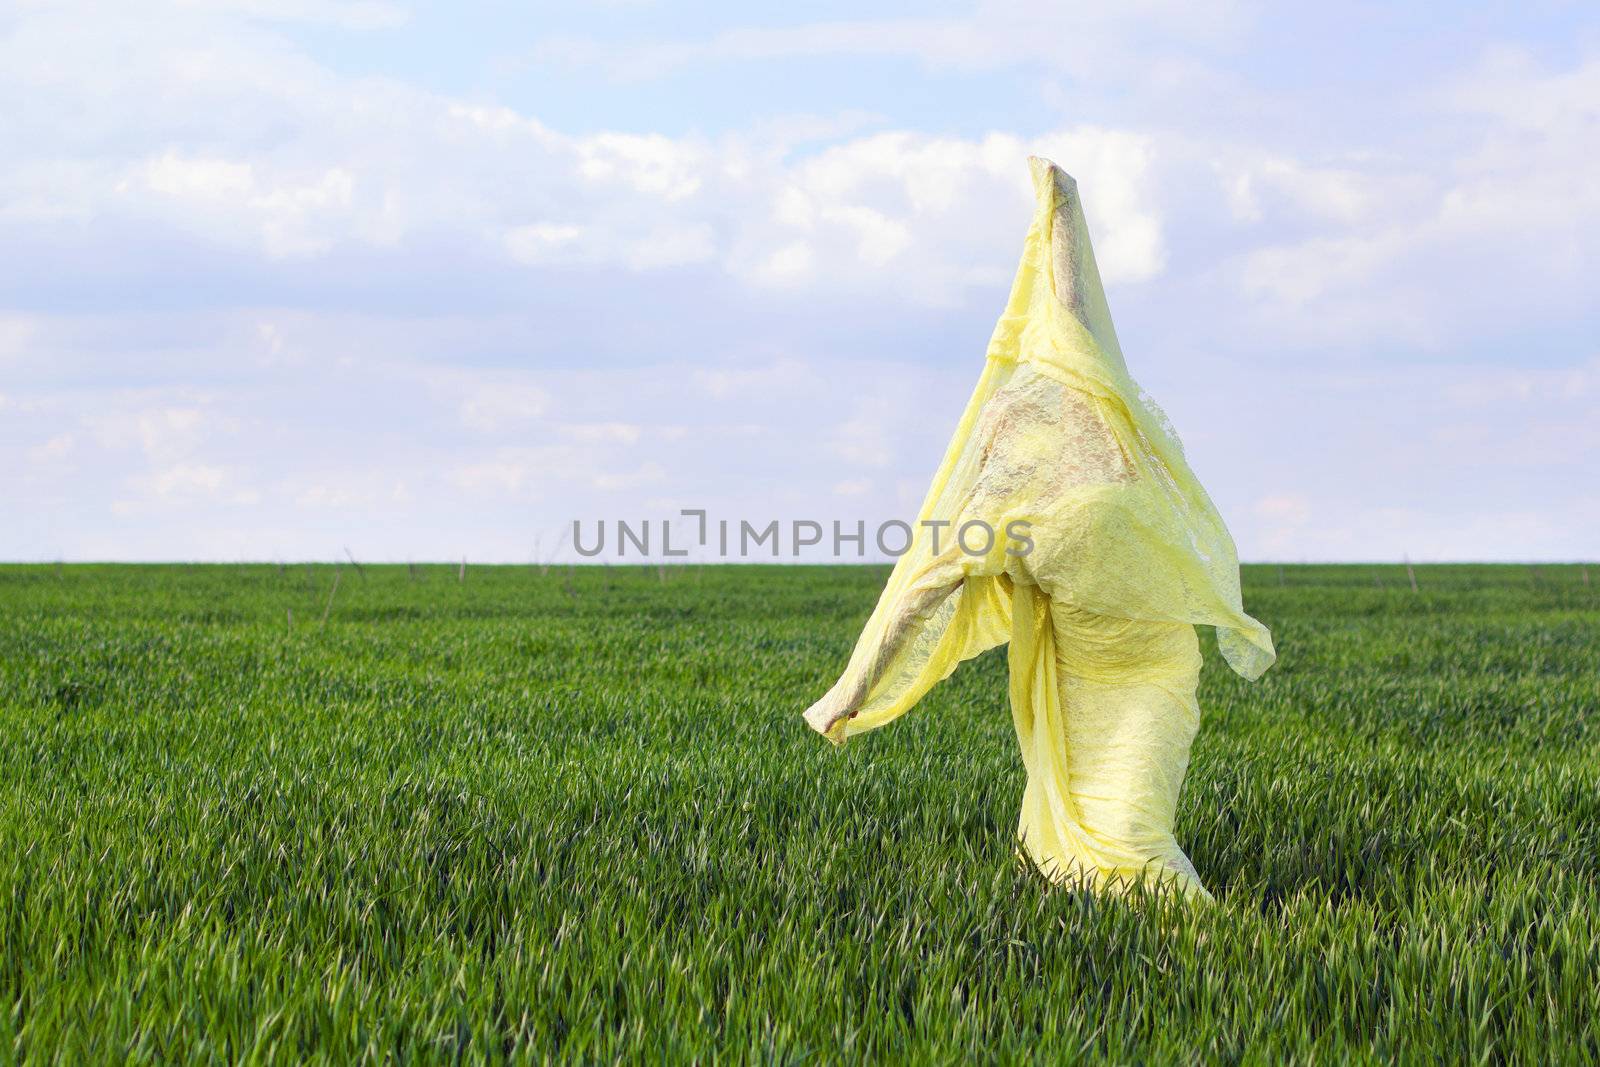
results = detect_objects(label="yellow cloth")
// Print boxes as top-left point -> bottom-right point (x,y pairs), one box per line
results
803,156 -> 1274,899
1011,586 -> 1210,899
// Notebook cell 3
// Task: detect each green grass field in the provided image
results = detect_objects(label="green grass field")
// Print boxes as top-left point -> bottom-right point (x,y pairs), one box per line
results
1,563 -> 1596,1062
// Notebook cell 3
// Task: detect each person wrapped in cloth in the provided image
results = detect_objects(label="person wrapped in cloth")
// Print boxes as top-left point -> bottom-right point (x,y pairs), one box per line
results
803,156 -> 1275,902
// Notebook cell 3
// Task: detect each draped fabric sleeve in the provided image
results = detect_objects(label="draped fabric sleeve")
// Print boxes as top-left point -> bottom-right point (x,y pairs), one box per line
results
801,360 -> 1024,744
802,563 -> 1014,745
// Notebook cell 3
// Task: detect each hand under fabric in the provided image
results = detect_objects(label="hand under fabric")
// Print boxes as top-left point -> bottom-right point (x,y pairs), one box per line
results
801,676 -> 862,744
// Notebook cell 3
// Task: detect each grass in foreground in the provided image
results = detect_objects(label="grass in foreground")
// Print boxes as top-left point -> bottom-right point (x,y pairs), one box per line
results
0,562 -> 1597,1062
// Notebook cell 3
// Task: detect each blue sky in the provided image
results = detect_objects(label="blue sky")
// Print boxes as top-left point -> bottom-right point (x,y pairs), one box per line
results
3,0 -> 1597,562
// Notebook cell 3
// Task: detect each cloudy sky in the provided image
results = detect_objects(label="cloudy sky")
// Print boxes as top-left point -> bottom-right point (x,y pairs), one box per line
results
4,0 -> 1596,562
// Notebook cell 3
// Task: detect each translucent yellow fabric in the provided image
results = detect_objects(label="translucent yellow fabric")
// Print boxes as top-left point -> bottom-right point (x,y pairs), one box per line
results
803,156 -> 1275,899
1010,587 -> 1211,898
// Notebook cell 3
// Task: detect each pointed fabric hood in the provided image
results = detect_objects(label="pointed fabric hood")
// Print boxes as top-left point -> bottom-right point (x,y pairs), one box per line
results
985,156 -> 1132,393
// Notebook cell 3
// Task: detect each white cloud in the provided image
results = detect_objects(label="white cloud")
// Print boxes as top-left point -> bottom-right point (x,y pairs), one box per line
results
593,461 -> 666,491
1443,46 -> 1600,134
755,241 -> 815,286
293,484 -> 372,509
0,6 -> 1171,305
1223,52 -> 1600,350
561,422 -> 643,445
290,473 -> 416,510
25,433 -> 75,464
1218,156 -> 1397,226
449,441 -> 668,499
734,127 -> 1167,299
0,315 -> 41,363
1254,493 -> 1311,525
132,462 -> 258,505
459,385 -> 549,433
692,359 -> 814,399
574,133 -> 707,201
124,153 -> 356,258
503,223 -> 585,264
85,403 -> 225,462
827,412 -> 895,469
1441,356 -> 1597,410
622,223 -> 717,270
833,478 -> 873,497
452,452 -> 544,495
